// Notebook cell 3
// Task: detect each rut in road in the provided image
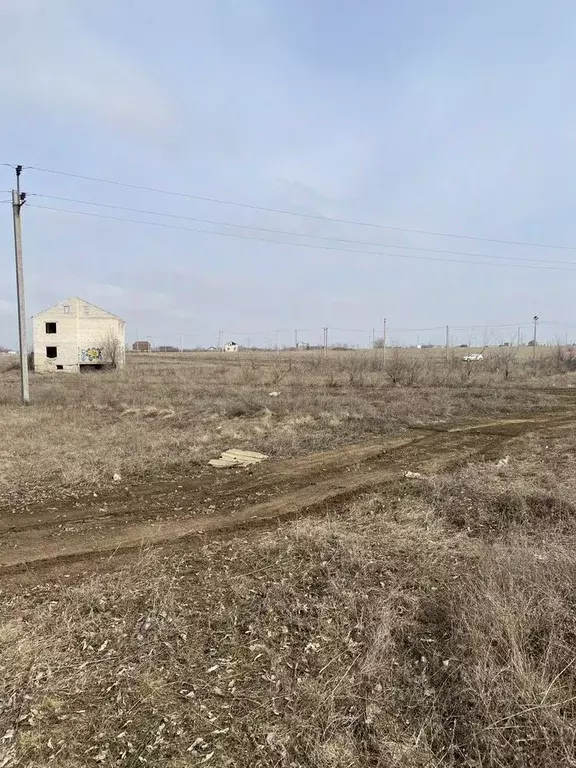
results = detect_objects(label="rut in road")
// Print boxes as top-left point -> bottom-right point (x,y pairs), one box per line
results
0,410 -> 574,574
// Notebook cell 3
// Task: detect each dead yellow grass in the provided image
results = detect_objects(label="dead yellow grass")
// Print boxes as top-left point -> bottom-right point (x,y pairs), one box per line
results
2,350 -> 576,764
2,427 -> 576,765
0,350 -> 570,505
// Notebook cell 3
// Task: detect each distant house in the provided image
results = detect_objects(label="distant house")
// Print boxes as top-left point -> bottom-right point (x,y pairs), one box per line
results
223,341 -> 239,353
32,297 -> 125,373
132,340 -> 151,352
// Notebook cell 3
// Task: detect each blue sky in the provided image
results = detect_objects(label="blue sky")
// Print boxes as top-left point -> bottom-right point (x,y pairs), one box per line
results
2,0 -> 576,348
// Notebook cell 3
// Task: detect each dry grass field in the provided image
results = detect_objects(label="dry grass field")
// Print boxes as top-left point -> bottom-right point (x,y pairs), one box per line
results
1,348 -> 576,766
0,347 -> 574,504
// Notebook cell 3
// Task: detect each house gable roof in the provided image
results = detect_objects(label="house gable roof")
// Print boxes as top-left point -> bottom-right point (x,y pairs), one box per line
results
33,297 -> 125,323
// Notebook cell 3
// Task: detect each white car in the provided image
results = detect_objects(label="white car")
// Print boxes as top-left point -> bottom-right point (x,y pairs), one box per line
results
462,353 -> 484,362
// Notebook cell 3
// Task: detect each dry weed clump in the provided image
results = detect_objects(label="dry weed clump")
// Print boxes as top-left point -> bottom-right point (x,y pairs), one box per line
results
416,543 -> 576,766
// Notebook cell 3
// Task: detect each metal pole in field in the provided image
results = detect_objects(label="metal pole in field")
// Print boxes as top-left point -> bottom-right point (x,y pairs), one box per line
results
517,326 -> 521,346
323,326 -> 328,355
218,329 -> 223,351
275,329 -> 280,355
533,315 -> 539,365
445,325 -> 450,362
294,329 -> 298,349
180,333 -> 184,353
382,317 -> 387,363
12,166 -> 29,405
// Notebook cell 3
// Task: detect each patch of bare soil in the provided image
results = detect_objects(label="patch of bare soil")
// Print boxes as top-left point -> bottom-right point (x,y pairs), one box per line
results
1,409 -> 574,578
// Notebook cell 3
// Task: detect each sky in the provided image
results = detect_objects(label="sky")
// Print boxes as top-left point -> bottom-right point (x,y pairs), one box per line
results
2,0 -> 576,349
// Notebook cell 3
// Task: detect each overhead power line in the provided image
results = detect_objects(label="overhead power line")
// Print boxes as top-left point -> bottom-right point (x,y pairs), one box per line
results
391,325 -> 463,332
6,162 -> 576,252
27,203 -> 576,272
26,193 -> 576,267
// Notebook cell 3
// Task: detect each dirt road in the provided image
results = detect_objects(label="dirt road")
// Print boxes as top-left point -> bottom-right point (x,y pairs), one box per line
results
1,409 -> 574,577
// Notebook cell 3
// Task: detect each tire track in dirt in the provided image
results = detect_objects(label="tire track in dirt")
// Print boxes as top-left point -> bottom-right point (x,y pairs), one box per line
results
0,409 -> 574,576
0,435 -> 422,536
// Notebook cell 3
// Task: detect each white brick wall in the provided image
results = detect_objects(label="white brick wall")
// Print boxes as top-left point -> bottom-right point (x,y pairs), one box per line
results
32,298 -> 125,373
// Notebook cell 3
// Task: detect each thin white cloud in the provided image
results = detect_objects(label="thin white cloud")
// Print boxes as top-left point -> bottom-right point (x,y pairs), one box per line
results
0,0 -> 174,134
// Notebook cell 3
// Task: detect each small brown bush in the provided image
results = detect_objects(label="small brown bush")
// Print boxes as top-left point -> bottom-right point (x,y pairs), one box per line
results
223,396 -> 265,419
385,347 -> 429,386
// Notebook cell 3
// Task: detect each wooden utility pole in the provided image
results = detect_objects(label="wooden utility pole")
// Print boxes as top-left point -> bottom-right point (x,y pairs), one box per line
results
12,166 -> 29,404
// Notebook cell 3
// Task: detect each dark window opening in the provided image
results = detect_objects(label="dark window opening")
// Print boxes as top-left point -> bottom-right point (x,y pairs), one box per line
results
46,346 -> 57,359
56,365 -> 63,370
80,363 -> 104,372
45,322 -> 57,334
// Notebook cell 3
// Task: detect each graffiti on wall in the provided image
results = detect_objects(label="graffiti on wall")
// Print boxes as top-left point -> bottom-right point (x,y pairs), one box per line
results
80,347 -> 103,362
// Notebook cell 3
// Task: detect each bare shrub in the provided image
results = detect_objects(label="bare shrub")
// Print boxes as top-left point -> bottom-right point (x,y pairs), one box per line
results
100,328 -> 123,369
546,344 -> 576,374
238,359 -> 260,384
490,344 -> 518,379
385,347 -> 427,386
269,360 -> 291,386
